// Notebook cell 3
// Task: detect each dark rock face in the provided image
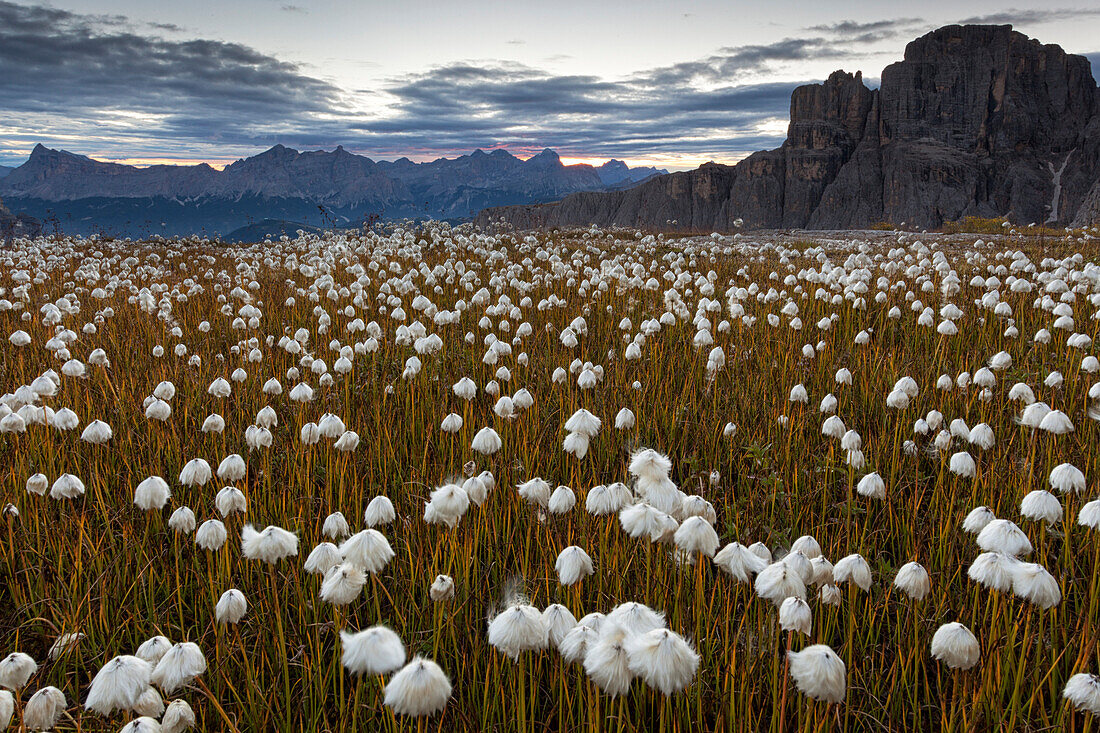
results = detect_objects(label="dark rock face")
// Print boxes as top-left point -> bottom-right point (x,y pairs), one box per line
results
0,197 -> 40,241
479,24 -> 1100,231
1074,179 -> 1100,226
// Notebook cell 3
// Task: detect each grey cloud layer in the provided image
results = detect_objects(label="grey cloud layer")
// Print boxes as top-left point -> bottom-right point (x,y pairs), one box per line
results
11,2 -> 1091,165
0,1 -> 827,162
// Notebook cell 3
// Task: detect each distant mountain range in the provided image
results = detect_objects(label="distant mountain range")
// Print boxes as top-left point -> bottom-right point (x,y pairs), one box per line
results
0,145 -> 664,237
481,24 -> 1100,231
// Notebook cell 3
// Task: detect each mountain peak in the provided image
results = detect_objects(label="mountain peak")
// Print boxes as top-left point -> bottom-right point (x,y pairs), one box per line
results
525,149 -> 560,167
260,144 -> 297,157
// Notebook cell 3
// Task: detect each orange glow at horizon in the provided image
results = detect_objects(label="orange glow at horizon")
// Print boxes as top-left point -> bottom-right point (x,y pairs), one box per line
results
558,154 -> 748,171
99,156 -> 233,170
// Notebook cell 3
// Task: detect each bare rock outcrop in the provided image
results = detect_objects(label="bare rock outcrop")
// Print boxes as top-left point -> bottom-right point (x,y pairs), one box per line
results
479,24 -> 1100,231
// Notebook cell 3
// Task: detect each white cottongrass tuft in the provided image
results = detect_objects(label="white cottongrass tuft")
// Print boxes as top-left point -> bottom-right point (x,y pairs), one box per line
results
48,632 -> 84,660
177,459 -> 211,487
893,562 -> 931,600
320,563 -> 367,605
340,529 -> 395,573
948,452 -> 976,479
1020,490 -> 1063,524
832,554 -> 872,591
976,519 -> 1032,556
615,408 -> 636,429
0,651 -> 37,690
624,628 -> 700,695
470,427 -> 502,455
214,487 -> 247,517
606,602 -> 666,636
1011,562 -> 1061,609
755,562 -> 807,606
856,472 -> 886,500
240,524 -> 299,564
23,686 -> 66,730
135,636 -> 171,666
215,589 -> 248,624
555,546 -> 595,586
930,622 -> 980,669
787,645 -> 846,704
151,642 -> 207,693
962,506 -> 996,534
542,604 -> 578,648
383,657 -> 451,716
162,699 -> 196,733
584,624 -> 635,697
564,408 -> 601,437
548,485 -> 576,514
430,574 -> 455,602
364,496 -> 396,527
1064,673 -> 1100,716
50,473 -> 85,499
211,454 -> 245,484
1079,500 -> 1100,530
629,448 -> 672,482
779,597 -> 813,636
673,516 -> 719,557
1050,463 -> 1086,494
134,476 -> 171,511
560,614 -> 605,664
304,542 -> 342,575
487,603 -> 550,660
341,626 -> 407,676
132,687 -> 165,717
968,552 -> 1021,593
516,477 -> 551,508
322,512 -> 350,540
714,542 -> 768,583
85,654 -> 152,715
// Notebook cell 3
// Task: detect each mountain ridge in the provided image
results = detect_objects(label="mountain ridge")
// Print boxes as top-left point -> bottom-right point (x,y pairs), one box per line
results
0,144 -> 665,236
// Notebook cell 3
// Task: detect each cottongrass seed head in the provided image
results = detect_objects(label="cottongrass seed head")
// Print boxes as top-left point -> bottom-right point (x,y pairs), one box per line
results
85,654 -> 152,715
24,686 -> 66,730
931,622 -> 980,670
383,657 -> 451,716
487,602 -> 550,660
1064,673 -> 1100,716
340,626 -> 406,676
787,645 -> 846,704
625,628 -> 700,695
151,642 -> 207,693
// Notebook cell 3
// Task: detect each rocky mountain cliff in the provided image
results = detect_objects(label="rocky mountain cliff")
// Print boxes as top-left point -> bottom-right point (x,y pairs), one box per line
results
0,144 -> 665,236
0,196 -> 40,241
478,25 -> 1100,231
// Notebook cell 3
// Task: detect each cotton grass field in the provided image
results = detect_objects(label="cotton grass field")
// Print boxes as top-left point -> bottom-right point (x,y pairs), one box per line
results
3,224 -> 1100,732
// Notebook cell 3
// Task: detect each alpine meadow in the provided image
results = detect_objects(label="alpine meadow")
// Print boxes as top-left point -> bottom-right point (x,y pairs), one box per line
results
4,222 -> 1100,731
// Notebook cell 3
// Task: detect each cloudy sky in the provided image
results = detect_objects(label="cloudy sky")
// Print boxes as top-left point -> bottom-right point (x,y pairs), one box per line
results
1,1 -> 1098,171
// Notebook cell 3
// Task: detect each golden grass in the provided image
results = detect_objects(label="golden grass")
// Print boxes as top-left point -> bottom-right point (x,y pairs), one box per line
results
1,227 -> 1099,731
